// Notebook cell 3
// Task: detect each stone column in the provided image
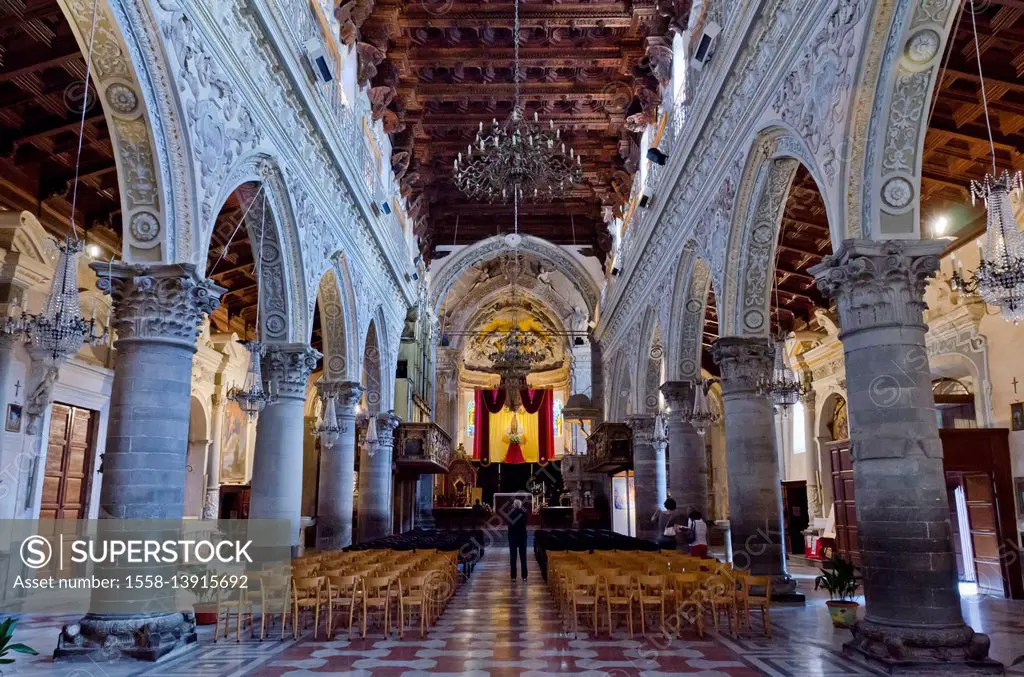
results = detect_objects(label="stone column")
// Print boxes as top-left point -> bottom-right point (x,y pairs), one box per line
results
249,343 -> 320,553
711,337 -> 800,601
811,240 -> 998,673
315,380 -> 362,550
801,389 -> 821,519
56,262 -> 221,662
626,414 -> 663,542
660,381 -> 708,514
357,411 -> 400,542
202,395 -> 225,519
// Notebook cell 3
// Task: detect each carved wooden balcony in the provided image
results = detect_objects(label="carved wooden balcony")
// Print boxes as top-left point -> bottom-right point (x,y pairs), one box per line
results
393,422 -> 453,474
584,422 -> 633,474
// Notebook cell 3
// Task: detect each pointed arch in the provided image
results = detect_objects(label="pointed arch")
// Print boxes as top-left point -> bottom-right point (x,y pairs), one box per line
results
668,244 -> 714,382
635,309 -> 664,414
315,261 -> 357,382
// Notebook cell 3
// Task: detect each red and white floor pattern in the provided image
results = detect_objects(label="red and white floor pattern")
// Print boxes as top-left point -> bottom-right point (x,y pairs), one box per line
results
9,549 -> 1024,676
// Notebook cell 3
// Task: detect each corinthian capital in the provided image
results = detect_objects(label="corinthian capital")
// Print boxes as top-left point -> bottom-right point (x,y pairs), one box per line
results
625,414 -> 656,446
711,337 -> 772,396
263,344 -> 322,399
375,411 -> 402,447
317,380 -> 363,416
660,381 -> 696,420
809,239 -> 942,335
92,262 -> 223,347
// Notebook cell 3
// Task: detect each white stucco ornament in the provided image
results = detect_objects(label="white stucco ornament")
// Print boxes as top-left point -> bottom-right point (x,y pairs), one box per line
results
504,233 -> 522,248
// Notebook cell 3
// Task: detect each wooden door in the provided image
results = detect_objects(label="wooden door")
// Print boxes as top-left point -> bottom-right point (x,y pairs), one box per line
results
40,404 -> 95,519
827,440 -> 859,566
962,472 -> 1003,595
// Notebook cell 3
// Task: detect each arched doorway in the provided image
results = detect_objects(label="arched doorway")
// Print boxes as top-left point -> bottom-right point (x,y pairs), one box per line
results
185,396 -> 209,518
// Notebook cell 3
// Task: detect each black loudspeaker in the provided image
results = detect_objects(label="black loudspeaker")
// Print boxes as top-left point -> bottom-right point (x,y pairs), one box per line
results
646,147 -> 668,165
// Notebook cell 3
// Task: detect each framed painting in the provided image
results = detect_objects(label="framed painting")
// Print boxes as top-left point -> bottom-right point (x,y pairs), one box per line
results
219,400 -> 249,484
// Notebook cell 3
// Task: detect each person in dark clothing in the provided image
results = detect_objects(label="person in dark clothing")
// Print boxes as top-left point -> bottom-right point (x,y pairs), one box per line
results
505,498 -> 529,581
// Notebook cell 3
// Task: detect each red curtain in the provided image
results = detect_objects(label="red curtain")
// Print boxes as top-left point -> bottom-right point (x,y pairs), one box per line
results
473,388 -> 554,464
520,389 -> 555,465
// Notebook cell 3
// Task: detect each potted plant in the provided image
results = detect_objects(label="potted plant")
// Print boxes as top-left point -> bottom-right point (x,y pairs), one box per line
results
185,568 -> 220,626
0,617 -> 38,673
814,555 -> 860,628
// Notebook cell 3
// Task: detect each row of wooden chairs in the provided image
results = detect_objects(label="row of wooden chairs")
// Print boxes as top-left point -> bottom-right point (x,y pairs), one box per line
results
547,551 -> 772,639
210,549 -> 459,642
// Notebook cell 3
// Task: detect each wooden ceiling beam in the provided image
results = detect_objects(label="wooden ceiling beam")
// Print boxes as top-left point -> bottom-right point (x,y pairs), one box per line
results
0,44 -> 82,84
6,112 -> 106,149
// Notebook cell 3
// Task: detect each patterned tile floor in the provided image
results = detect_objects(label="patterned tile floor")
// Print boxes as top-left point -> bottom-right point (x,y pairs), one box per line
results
7,549 -> 1024,676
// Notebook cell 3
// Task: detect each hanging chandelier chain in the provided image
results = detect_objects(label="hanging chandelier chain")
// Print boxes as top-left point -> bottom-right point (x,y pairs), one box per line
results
68,0 -> 101,240
968,0 -> 998,174
513,0 -> 521,115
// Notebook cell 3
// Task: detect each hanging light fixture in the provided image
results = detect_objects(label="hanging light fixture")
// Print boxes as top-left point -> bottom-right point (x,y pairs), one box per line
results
452,0 -> 582,203
685,379 -> 719,437
488,252 -> 543,411
948,2 -> 1024,323
228,194 -> 275,418
19,0 -> 105,364
21,237 -> 106,363
229,341 -> 275,419
757,335 -> 806,412
314,394 -> 344,448
364,410 -> 379,458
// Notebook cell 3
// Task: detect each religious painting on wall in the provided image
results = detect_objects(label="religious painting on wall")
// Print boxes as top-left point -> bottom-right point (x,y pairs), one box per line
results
220,400 -> 248,484
5,403 -> 22,433
1010,402 -> 1024,432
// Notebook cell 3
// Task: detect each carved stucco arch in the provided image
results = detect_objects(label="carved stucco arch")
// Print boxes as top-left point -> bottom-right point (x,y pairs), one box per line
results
844,0 -> 960,240
430,236 -> 599,319
719,128 -> 837,338
205,153 -> 307,343
634,309 -> 664,415
360,306 -> 394,413
315,257 -> 359,382
447,276 -> 576,337
667,244 -> 714,382
57,0 -> 191,263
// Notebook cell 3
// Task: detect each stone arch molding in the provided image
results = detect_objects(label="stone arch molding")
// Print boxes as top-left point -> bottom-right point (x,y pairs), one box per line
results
634,309 -> 664,414
447,274 -> 577,336
360,307 -> 395,412
207,153 -> 308,343
316,256 -> 359,382
58,0 -> 191,262
430,236 -> 600,319
720,128 -> 838,338
667,244 -> 714,382
847,0 -> 960,240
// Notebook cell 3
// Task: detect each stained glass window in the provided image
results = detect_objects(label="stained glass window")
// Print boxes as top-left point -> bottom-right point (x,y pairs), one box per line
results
466,399 -> 476,438
553,397 -> 563,438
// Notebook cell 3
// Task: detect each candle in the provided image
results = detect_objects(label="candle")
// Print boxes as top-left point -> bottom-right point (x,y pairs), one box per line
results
534,111 -> 538,122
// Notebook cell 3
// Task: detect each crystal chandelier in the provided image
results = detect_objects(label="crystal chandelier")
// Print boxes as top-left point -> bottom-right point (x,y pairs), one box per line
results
685,379 -> 719,437
364,409 -> 378,458
229,341 -> 276,419
948,4 -> 1024,324
314,394 -> 344,448
757,337 -> 806,412
951,171 -> 1024,323
22,237 -> 105,363
489,326 -> 543,412
452,0 -> 582,203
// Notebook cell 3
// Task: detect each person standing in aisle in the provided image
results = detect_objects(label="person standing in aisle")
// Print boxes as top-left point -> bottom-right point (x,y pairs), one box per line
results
505,498 -> 529,581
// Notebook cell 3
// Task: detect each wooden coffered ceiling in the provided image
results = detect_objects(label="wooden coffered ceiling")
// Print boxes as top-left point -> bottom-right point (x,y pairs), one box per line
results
0,0 -> 122,253
346,0 -> 691,262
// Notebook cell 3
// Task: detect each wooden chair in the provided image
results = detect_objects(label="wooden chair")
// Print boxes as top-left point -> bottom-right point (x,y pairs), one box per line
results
258,574 -> 291,641
326,575 -> 360,639
703,574 -> 738,636
213,586 -> 254,643
739,574 -> 773,637
637,575 -> 667,636
671,573 -> 705,638
361,577 -> 393,638
291,576 -> 324,640
570,575 -> 600,638
397,576 -> 430,639
604,575 -> 635,638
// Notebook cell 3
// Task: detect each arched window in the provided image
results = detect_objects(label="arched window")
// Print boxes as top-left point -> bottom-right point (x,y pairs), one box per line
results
466,399 -> 476,439
791,401 -> 806,454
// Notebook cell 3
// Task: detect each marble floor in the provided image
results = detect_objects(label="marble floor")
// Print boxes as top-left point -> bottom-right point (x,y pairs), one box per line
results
6,550 -> 1024,676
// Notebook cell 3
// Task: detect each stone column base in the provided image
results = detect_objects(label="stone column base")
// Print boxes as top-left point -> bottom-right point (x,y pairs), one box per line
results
55,612 -> 197,662
769,574 -> 805,604
844,619 -> 1002,676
